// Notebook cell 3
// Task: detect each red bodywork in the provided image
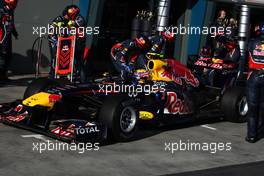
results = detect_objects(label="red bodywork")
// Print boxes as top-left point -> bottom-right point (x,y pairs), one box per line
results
165,59 -> 200,87
194,57 -> 237,70
248,52 -> 264,70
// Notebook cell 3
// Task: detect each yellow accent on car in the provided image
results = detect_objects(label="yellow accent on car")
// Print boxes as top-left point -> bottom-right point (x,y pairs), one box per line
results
212,58 -> 223,63
139,111 -> 154,120
22,92 -> 54,109
147,59 -> 172,82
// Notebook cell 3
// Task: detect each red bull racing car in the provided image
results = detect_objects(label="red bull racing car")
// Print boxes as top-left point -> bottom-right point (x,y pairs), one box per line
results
0,56 -> 247,143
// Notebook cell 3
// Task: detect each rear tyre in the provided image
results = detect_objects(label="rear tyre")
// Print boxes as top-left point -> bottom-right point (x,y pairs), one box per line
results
221,87 -> 248,123
99,96 -> 138,142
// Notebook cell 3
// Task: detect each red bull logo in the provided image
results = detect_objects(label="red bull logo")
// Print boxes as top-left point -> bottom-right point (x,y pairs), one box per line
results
254,44 -> 264,56
166,59 -> 199,87
255,44 -> 264,50
184,70 -> 199,87
164,92 -> 192,115
161,71 -> 183,85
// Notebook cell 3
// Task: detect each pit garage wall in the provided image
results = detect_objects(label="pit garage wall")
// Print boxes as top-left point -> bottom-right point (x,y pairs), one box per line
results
173,0 -> 214,65
187,0 -> 207,57
11,0 -> 79,74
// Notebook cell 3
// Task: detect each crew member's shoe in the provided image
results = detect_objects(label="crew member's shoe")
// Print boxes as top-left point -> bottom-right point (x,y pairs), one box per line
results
245,136 -> 259,143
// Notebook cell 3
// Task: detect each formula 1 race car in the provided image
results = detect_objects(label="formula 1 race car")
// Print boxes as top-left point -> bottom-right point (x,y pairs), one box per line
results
0,57 -> 248,143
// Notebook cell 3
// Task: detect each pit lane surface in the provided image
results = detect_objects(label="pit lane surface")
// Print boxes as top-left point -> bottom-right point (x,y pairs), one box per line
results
1,76 -> 264,176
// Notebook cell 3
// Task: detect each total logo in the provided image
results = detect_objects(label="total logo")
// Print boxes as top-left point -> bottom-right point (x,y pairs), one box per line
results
75,126 -> 100,135
164,92 -> 192,115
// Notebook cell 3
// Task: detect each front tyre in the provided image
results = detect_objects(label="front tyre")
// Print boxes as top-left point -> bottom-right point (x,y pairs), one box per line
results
99,96 -> 138,142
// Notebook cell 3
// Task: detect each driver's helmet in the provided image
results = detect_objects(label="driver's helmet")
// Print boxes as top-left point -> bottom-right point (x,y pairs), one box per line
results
161,30 -> 175,42
199,47 -> 211,57
4,0 -> 18,10
63,5 -> 80,20
135,35 -> 150,49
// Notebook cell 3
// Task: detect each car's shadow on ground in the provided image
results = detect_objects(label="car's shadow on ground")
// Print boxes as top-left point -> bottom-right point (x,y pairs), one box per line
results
102,117 -> 225,146
9,51 -> 50,75
0,77 -> 34,87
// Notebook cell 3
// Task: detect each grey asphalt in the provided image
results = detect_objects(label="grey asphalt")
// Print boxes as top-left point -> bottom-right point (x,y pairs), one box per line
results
0,76 -> 264,176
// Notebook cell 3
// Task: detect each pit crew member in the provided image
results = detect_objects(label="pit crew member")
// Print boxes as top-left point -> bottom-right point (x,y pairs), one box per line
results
111,35 -> 151,80
0,0 -> 18,81
48,5 -> 86,82
246,23 -> 264,143
215,9 -> 228,28
111,32 -> 175,81
148,30 -> 175,57
224,39 -> 240,62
